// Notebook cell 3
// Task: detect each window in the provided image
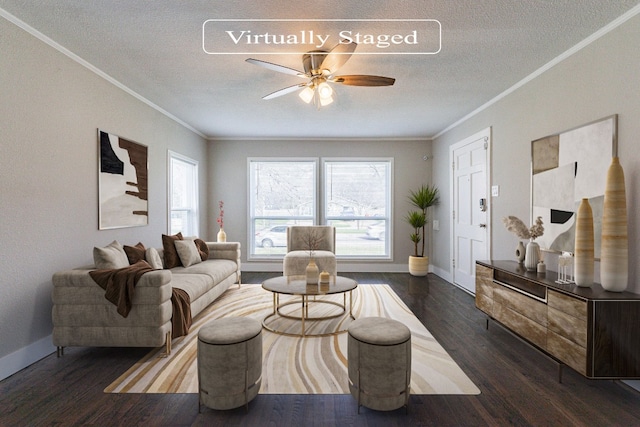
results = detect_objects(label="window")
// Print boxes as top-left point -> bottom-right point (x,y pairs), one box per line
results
324,160 -> 391,258
249,159 -> 317,257
249,158 -> 392,259
168,151 -> 199,236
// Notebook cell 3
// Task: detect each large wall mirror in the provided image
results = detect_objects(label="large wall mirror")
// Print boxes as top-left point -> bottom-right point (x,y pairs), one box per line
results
531,114 -> 617,258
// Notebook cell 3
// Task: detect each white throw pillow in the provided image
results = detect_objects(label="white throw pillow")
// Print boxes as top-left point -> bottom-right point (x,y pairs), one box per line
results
93,240 -> 129,270
174,239 -> 202,268
145,247 -> 164,270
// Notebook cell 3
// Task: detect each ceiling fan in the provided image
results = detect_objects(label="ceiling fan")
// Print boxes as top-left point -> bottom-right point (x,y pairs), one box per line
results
245,40 -> 395,108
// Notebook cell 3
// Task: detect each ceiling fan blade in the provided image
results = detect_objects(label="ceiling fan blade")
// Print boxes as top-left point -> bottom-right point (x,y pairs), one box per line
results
319,40 -> 357,73
245,58 -> 307,78
262,83 -> 308,100
331,75 -> 396,86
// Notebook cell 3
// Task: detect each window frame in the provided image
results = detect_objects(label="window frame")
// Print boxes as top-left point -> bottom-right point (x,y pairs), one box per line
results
247,157 -> 392,261
322,157 -> 393,260
168,150 -> 199,237
248,157 -> 318,260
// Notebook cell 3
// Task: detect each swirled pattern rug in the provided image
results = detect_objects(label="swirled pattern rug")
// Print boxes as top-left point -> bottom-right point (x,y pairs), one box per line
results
105,284 -> 480,395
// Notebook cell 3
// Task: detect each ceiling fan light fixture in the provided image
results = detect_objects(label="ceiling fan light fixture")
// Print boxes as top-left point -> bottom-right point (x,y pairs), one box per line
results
299,86 -> 315,103
319,93 -> 334,106
317,82 -> 333,100
247,40 -> 394,108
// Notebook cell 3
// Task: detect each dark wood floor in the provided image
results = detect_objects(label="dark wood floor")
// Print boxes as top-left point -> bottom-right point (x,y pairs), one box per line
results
3,272 -> 640,426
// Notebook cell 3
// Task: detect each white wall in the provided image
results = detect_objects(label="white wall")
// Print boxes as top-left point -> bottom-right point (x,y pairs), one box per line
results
0,17 -> 208,380
431,12 -> 640,293
207,138 -> 432,272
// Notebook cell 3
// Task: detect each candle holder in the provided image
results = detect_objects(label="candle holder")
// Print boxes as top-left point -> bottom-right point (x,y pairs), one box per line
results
556,252 -> 575,285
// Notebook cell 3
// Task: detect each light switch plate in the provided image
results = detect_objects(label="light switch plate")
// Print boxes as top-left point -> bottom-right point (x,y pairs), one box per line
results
491,185 -> 500,197
433,219 -> 440,231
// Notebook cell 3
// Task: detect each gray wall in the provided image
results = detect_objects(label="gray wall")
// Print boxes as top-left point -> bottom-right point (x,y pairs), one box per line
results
0,18 -> 208,379
207,138 -> 432,272
431,13 -> 640,293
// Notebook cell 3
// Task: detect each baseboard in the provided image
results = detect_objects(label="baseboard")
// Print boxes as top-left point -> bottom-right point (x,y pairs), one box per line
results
0,334 -> 55,382
432,265 -> 452,283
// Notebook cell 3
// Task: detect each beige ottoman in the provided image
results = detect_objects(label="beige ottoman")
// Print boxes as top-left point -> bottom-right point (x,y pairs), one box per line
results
197,317 -> 262,412
348,317 -> 411,413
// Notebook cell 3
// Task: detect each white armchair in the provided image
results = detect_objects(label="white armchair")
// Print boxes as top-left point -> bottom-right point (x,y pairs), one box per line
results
282,226 -> 337,276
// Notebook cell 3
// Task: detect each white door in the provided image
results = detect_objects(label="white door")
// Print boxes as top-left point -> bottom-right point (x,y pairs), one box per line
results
450,128 -> 490,294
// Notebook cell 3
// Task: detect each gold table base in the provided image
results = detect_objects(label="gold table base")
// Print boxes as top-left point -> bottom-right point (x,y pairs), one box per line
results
262,291 -> 355,338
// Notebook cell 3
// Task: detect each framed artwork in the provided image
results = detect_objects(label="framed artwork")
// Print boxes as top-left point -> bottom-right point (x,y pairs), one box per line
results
98,129 -> 148,229
531,115 -> 617,258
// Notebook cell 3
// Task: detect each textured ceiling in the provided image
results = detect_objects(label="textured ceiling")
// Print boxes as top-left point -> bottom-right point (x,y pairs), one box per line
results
1,1 -> 639,139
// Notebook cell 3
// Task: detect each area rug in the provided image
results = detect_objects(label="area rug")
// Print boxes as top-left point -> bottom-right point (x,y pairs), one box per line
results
105,284 -> 480,395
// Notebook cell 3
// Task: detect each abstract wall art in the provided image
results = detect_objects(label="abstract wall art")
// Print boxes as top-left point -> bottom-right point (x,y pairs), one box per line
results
531,115 -> 617,258
98,129 -> 148,229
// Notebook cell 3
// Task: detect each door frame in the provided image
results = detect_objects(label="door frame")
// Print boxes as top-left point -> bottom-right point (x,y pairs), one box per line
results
449,127 -> 492,293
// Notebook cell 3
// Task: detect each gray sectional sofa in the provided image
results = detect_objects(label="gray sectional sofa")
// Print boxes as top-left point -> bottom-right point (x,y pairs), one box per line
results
52,240 -> 241,356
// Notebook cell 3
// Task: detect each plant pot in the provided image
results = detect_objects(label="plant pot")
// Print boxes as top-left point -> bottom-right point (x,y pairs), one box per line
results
409,255 -> 429,276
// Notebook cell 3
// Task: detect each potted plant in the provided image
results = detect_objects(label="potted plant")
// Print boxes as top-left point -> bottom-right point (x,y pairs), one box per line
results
405,184 -> 440,276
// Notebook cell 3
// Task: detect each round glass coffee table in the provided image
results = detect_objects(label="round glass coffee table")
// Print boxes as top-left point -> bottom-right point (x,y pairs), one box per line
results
262,275 -> 358,337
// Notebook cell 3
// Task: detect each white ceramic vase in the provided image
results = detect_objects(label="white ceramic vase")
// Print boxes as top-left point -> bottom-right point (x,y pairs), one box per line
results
524,240 -> 539,271
600,157 -> 628,292
306,259 -> 319,284
574,198 -> 594,287
217,228 -> 227,242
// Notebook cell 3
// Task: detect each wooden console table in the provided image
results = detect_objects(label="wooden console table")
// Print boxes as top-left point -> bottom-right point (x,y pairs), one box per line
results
476,260 -> 640,381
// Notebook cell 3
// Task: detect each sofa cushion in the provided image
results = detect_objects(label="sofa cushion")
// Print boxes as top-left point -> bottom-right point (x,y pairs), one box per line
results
93,240 -> 129,270
124,242 -> 146,264
162,232 -> 184,269
169,272 -> 214,303
175,239 -> 202,267
172,258 -> 236,277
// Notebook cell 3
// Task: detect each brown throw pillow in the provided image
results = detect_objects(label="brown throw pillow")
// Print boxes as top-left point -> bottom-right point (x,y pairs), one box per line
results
194,238 -> 209,261
162,232 -> 184,269
123,242 -> 146,264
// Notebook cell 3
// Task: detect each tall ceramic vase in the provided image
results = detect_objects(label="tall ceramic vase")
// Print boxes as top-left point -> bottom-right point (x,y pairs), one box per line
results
574,198 -> 594,287
524,240 -> 539,271
217,228 -> 227,242
600,157 -> 628,292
